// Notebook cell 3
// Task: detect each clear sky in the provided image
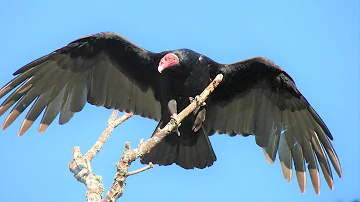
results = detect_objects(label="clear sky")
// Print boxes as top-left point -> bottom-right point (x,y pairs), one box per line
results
0,1 -> 359,202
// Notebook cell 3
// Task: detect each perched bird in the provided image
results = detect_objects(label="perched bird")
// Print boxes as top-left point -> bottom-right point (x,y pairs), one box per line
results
0,32 -> 341,194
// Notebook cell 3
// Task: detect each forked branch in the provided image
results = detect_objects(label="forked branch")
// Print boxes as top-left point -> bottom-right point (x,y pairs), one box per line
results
69,112 -> 133,201
104,74 -> 223,201
69,74 -> 224,202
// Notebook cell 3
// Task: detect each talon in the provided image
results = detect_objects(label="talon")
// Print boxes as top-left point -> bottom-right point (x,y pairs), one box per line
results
171,113 -> 178,122
194,95 -> 201,103
190,96 -> 206,116
196,96 -> 206,106
190,95 -> 206,106
175,127 -> 181,136
190,96 -> 201,104
171,113 -> 181,126
170,113 -> 181,136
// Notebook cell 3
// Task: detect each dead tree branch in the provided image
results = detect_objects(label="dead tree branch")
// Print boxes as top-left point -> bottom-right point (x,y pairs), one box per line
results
69,112 -> 133,202
69,74 -> 224,202
84,112 -> 134,161
104,74 -> 224,201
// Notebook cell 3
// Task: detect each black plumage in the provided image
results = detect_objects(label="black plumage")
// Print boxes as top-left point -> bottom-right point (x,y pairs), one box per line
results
0,32 -> 341,194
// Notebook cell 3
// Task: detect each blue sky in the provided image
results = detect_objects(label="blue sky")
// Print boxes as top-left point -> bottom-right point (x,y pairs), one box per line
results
0,1 -> 359,202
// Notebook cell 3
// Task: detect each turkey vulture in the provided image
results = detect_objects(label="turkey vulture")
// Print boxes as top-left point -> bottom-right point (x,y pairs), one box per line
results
0,32 -> 341,194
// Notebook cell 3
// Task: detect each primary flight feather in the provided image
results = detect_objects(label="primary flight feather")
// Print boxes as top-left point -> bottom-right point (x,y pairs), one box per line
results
0,32 -> 341,194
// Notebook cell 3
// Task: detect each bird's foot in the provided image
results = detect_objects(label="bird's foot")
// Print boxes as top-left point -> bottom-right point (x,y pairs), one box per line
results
174,127 -> 181,136
171,113 -> 178,123
170,113 -> 181,136
171,113 -> 182,128
189,96 -> 205,106
189,96 -> 206,115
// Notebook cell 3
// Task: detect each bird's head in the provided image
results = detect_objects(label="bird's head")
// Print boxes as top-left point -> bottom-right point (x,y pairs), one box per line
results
158,49 -> 204,73
158,53 -> 180,73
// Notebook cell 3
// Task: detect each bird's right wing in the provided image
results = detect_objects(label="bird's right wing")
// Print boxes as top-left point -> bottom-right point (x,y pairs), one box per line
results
0,32 -> 166,136
204,57 -> 341,194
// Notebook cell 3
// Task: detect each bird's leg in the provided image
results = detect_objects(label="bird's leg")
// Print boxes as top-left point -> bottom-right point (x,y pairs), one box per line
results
189,96 -> 207,132
192,108 -> 206,132
168,99 -> 181,136
168,99 -> 178,119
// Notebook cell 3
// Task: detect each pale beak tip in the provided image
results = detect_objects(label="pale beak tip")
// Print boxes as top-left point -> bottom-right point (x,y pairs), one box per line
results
158,65 -> 164,73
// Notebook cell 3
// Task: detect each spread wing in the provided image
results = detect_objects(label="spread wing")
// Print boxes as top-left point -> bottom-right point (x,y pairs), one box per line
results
204,56 -> 342,194
0,32 -> 165,136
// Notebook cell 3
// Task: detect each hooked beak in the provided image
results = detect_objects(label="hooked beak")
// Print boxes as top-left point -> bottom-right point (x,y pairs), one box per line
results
158,60 -> 166,73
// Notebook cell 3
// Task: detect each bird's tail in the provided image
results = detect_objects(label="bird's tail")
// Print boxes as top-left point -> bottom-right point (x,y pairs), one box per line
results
140,120 -> 217,169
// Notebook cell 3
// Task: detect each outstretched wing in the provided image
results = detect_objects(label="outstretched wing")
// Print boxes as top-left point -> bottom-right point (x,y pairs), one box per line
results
0,32 -> 165,136
204,56 -> 341,194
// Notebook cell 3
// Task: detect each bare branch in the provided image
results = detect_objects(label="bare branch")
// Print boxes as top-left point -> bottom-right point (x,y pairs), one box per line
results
127,162 -> 154,176
104,74 -> 224,201
69,146 -> 105,202
69,74 -> 223,202
84,112 -> 133,161
69,112 -> 133,201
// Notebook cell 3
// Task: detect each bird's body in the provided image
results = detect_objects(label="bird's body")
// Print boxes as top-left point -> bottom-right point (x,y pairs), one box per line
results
143,49 -> 218,168
0,32 -> 341,194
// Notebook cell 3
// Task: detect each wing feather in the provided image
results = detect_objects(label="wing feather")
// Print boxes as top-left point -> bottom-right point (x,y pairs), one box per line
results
59,77 -> 75,125
311,132 -> 334,190
0,78 -> 35,117
19,86 -> 53,136
254,90 -> 272,147
278,133 -> 293,182
69,74 -> 88,112
292,143 -> 306,193
38,84 -> 67,132
302,134 -> 321,194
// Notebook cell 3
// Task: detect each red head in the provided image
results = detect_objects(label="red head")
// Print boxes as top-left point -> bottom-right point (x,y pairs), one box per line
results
158,53 -> 180,73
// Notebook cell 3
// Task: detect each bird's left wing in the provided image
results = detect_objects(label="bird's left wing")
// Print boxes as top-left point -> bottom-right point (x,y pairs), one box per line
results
0,32 -> 166,136
204,56 -> 341,194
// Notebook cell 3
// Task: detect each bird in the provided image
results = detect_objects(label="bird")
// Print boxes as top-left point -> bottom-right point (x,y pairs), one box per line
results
0,32 -> 341,194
